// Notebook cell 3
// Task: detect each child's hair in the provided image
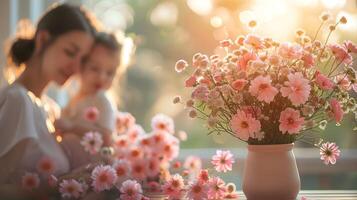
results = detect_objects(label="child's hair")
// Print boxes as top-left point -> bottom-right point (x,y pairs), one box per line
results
94,32 -> 122,54
8,3 -> 96,66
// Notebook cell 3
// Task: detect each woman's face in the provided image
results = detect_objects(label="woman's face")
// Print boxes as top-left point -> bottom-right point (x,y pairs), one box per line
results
80,44 -> 119,94
41,31 -> 93,85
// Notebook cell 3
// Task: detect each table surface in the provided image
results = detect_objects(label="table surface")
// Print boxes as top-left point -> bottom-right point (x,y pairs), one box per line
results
236,190 -> 357,200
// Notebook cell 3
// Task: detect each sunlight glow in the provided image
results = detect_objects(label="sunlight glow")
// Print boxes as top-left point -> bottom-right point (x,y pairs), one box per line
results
321,0 -> 346,9
210,16 -> 223,28
187,0 -> 213,16
150,2 -> 178,26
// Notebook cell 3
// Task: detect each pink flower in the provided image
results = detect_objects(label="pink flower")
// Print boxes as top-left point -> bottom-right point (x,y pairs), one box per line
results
116,112 -> 136,134
197,169 -> 210,183
238,52 -> 257,71
185,76 -> 197,87
112,160 -> 131,183
59,179 -> 83,199
175,59 -> 188,73
184,156 -> 202,172
131,159 -> 147,181
281,72 -> 311,106
83,106 -> 99,122
126,146 -> 144,162
91,165 -> 117,192
145,181 -> 161,193
335,75 -> 351,91
231,79 -> 247,91
230,110 -> 261,141
147,158 -> 161,177
211,150 -> 235,173
329,98 -> 343,123
36,156 -> 55,175
224,183 -> 239,199
343,40 -> 357,53
80,131 -> 103,155
279,108 -> 305,134
278,42 -> 303,60
186,181 -> 208,200
329,44 -> 352,65
220,39 -> 233,48
302,53 -> 315,68
127,124 -> 145,141
208,177 -> 227,200
320,142 -> 341,165
315,72 -> 334,90
21,172 -> 40,190
120,180 -> 143,200
191,85 -> 209,101
352,83 -> 357,93
163,174 -> 185,199
151,113 -> 175,134
249,75 -> 278,103
244,34 -> 263,49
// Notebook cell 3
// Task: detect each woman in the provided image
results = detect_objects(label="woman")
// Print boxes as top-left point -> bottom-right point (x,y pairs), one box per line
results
0,3 -> 95,198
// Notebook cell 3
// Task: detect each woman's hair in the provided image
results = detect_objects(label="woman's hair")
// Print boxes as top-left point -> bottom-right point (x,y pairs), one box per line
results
8,3 -> 96,66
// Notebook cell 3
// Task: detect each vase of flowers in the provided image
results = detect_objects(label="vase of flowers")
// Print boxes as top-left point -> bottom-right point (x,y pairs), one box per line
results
175,12 -> 356,199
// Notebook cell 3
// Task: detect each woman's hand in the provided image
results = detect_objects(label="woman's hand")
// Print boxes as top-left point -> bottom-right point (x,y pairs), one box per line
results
54,118 -> 73,135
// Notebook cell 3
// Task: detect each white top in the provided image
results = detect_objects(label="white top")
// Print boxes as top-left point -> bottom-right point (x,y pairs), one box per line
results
63,90 -> 116,132
0,83 -> 69,182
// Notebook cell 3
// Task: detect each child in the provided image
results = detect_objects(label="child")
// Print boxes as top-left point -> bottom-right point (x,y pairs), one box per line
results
55,32 -> 121,168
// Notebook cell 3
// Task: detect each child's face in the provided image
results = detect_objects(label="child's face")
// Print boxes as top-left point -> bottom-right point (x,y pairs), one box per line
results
80,44 -> 119,94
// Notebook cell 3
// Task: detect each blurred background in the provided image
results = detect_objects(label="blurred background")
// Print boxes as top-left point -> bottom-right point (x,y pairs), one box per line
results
0,0 -> 356,190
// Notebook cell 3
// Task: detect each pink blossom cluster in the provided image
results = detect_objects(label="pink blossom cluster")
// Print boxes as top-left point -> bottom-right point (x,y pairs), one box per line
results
176,14 -> 357,165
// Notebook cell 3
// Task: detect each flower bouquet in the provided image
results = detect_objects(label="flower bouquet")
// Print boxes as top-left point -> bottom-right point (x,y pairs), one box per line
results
175,13 -> 357,199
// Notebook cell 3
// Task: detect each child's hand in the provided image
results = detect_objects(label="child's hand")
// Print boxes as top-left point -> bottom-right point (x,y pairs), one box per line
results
54,118 -> 73,134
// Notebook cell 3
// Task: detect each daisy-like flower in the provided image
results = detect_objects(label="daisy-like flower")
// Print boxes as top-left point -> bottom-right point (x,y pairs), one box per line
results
315,72 -> 334,90
36,156 -> 55,175
91,165 -> 117,192
208,177 -> 227,200
151,113 -> 175,134
211,150 -> 235,173
329,44 -> 352,65
329,98 -> 344,123
230,110 -> 261,141
21,172 -> 40,190
320,142 -> 341,165
186,181 -> 208,200
343,40 -> 357,53
112,160 -> 131,184
281,72 -> 311,106
59,179 -> 83,199
175,59 -> 188,73
83,106 -> 99,122
244,34 -> 263,49
80,131 -> 103,155
126,145 -> 144,162
116,112 -> 136,134
119,179 -> 143,200
126,124 -> 146,141
249,75 -> 278,103
278,42 -> 303,60
279,108 -> 305,134
146,158 -> 161,177
163,174 -> 185,199
197,169 -> 210,183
